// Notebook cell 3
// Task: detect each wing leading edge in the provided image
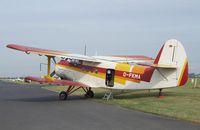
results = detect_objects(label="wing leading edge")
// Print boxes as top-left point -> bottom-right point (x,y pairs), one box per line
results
7,44 -> 100,63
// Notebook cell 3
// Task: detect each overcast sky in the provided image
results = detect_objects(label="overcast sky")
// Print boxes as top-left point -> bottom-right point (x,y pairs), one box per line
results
0,0 -> 199,77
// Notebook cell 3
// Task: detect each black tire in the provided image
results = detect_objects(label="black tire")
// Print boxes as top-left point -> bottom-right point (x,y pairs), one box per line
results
85,90 -> 94,98
59,91 -> 68,100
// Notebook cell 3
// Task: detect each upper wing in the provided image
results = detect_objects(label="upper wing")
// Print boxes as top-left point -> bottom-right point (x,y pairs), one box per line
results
25,76 -> 89,87
93,55 -> 154,64
7,44 -> 100,63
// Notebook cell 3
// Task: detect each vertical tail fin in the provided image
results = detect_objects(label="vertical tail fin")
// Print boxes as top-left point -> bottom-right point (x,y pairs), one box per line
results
153,39 -> 188,86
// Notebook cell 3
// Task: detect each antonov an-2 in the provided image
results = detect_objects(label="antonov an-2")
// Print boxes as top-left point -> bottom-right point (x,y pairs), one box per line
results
7,39 -> 188,100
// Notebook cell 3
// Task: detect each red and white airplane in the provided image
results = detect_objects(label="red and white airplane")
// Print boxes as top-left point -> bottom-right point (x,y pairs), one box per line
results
7,39 -> 188,100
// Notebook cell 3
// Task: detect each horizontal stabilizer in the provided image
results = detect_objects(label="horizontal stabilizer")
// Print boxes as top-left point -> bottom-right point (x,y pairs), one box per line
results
151,64 -> 177,69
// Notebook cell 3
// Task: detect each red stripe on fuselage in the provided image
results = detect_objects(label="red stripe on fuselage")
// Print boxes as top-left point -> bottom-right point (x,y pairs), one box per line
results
141,68 -> 155,82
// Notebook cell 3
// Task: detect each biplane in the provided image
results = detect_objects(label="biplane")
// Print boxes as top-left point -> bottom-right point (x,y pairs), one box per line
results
7,39 -> 188,100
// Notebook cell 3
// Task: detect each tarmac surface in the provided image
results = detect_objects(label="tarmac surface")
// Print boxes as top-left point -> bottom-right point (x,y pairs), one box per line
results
0,80 -> 200,130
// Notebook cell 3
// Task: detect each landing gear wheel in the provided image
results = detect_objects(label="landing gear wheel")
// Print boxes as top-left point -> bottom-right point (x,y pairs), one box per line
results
85,90 -> 94,98
59,91 -> 68,100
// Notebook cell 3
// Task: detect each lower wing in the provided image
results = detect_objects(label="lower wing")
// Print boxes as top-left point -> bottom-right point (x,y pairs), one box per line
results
25,76 -> 89,87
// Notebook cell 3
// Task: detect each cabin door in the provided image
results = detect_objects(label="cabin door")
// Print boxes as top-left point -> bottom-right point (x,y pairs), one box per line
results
105,69 -> 115,87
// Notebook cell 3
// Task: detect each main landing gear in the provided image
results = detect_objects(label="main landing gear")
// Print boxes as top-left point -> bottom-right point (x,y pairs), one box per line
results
85,88 -> 94,98
59,86 -> 94,100
59,91 -> 68,100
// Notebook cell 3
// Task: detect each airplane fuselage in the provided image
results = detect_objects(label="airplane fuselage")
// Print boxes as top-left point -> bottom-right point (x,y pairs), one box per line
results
55,59 -> 178,90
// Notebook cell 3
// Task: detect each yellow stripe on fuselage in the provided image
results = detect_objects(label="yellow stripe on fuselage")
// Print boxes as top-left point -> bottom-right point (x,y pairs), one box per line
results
115,63 -> 132,85
132,65 -> 146,74
115,63 -> 131,72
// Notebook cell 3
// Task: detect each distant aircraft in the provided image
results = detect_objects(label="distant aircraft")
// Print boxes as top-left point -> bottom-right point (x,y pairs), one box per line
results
7,39 -> 188,100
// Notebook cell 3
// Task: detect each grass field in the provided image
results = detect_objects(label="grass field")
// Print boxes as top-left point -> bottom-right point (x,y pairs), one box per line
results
43,78 -> 200,123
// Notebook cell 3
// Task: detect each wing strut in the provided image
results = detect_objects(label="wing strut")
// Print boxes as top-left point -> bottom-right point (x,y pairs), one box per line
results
47,56 -> 51,76
44,56 -> 55,80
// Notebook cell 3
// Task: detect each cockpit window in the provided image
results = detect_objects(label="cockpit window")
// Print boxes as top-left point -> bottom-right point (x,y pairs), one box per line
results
65,58 -> 82,66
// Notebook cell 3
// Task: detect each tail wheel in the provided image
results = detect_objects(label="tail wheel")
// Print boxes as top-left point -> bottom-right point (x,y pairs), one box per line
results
59,91 -> 68,100
85,90 -> 94,98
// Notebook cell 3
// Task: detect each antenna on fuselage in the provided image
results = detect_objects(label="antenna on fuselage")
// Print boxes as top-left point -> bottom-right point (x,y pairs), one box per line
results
84,44 -> 87,56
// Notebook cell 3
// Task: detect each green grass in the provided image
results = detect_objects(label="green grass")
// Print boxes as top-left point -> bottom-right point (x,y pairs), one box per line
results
43,78 -> 200,123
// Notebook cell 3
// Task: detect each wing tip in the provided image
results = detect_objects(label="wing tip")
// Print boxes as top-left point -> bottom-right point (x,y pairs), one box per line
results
6,44 -> 14,48
6,44 -> 19,49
